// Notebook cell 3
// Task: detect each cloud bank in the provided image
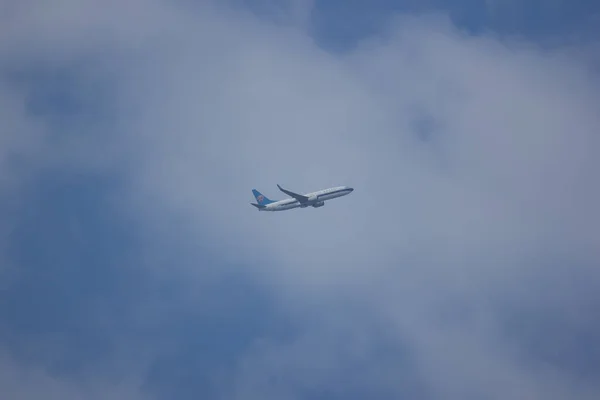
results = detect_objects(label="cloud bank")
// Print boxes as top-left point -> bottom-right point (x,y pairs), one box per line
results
1,1 -> 599,399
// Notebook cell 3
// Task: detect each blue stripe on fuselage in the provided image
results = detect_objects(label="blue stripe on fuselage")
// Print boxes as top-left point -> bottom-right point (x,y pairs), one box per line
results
278,188 -> 351,206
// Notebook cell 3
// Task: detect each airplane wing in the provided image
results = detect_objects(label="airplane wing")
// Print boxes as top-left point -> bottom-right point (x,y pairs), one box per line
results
277,184 -> 309,203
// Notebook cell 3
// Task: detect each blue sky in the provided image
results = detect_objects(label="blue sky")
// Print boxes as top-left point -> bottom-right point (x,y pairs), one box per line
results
247,0 -> 600,49
1,1 -> 600,399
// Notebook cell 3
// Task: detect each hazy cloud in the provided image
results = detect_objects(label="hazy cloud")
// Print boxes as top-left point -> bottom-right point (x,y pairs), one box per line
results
1,1 -> 599,399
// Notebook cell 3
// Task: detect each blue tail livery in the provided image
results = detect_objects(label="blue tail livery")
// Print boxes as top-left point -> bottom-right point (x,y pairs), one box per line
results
252,189 -> 275,205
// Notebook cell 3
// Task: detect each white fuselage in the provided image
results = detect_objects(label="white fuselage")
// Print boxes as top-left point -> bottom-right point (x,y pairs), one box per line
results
261,186 -> 353,211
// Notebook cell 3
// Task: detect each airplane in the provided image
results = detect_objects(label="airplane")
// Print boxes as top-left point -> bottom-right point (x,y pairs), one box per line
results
251,184 -> 354,211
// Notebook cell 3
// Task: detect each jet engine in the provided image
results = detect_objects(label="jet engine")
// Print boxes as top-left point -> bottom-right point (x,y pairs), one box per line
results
312,201 -> 325,208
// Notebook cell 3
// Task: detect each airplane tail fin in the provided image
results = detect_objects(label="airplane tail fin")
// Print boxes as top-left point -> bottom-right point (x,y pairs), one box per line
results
252,189 -> 275,205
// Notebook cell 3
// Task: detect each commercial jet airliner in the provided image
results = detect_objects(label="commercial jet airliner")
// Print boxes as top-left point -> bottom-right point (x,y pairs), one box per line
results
251,184 -> 353,211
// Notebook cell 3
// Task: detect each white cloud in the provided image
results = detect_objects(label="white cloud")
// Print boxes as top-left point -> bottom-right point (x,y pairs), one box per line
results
1,1 -> 599,398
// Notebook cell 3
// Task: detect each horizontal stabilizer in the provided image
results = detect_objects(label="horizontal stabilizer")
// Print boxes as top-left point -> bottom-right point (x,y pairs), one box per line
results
277,184 -> 309,202
251,202 -> 266,209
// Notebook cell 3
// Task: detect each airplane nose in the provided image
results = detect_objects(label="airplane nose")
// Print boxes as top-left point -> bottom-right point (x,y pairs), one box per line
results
348,187 -> 354,192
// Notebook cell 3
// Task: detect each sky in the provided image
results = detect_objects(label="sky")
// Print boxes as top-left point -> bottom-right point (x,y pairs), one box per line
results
1,0 -> 600,399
